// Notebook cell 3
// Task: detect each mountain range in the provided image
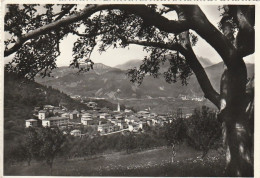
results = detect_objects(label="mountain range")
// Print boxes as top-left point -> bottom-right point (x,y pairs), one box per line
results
114,56 -> 214,70
36,59 -> 254,100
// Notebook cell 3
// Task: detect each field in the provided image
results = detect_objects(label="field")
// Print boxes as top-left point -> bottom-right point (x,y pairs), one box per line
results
4,145 -> 225,176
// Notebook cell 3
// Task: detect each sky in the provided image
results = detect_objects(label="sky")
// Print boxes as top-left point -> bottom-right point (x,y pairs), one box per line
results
5,5 -> 254,67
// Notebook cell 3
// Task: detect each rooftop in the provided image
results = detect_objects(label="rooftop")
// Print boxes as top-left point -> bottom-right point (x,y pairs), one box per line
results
43,117 -> 68,121
71,129 -> 81,133
81,118 -> 93,121
26,119 -> 38,122
138,111 -> 150,114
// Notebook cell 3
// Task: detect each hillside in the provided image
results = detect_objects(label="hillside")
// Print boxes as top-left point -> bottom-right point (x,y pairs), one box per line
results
4,72 -> 92,141
4,146 -> 225,176
115,59 -> 143,70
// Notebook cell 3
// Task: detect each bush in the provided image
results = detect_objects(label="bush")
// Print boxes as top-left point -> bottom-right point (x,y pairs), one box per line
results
186,106 -> 222,157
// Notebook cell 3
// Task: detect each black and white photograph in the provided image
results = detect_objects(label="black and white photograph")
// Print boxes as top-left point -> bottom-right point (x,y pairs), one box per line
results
3,2 -> 256,177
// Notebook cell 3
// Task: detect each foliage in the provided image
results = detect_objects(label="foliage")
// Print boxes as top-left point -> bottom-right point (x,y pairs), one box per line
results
186,106 -> 222,157
163,106 -> 222,158
164,117 -> 186,145
4,71 -> 89,153
36,127 -> 65,169
23,127 -> 65,174
4,5 -> 193,85
4,4 -> 255,176
4,71 -> 89,111
5,4 -> 77,79
62,132 -> 167,159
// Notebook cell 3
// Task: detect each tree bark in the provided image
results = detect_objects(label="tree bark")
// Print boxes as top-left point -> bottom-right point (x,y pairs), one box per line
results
222,107 -> 253,176
219,67 -> 253,176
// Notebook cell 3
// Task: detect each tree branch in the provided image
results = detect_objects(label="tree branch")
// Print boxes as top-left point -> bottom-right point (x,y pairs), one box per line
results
4,5 -> 105,57
123,36 -> 220,108
55,5 -> 75,21
180,6 -> 245,71
5,4 -> 190,57
70,27 -> 114,37
178,32 -> 221,108
234,6 -> 255,57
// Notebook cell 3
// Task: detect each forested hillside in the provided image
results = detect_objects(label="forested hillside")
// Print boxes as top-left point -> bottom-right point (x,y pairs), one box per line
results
4,72 -> 90,153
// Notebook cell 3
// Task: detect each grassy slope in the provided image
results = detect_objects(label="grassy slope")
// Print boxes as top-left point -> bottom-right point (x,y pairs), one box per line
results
4,145 -> 225,176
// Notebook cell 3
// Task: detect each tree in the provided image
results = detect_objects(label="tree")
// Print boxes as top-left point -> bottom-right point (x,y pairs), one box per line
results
24,127 -> 41,166
24,127 -> 65,174
36,127 -> 65,175
186,106 -> 222,158
165,117 -> 186,146
4,4 -> 254,176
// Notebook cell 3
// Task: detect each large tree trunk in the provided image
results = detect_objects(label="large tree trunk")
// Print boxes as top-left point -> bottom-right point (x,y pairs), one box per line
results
220,68 -> 254,176
222,106 -> 253,176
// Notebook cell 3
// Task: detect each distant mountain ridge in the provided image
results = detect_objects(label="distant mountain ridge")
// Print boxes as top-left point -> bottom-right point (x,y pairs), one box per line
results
114,57 -> 214,71
35,60 -> 254,101
115,59 -> 143,70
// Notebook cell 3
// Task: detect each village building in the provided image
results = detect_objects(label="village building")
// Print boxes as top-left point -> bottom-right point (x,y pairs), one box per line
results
99,113 -> 110,119
137,110 -> 150,118
110,119 -> 118,125
125,115 -> 139,124
146,119 -> 152,126
138,121 -> 146,130
53,109 -> 65,116
38,110 -> 47,120
70,129 -> 81,137
25,119 -> 38,128
152,117 -> 160,125
117,102 -> 120,112
115,114 -> 124,120
81,117 -> 94,126
71,95 -> 81,99
128,123 -> 140,132
124,108 -> 133,113
42,116 -> 68,127
116,121 -> 128,130
97,124 -> 110,134
61,113 -> 70,118
185,113 -> 192,118
97,123 -> 119,134
43,105 -> 55,112
34,107 -> 40,112
69,111 -> 78,119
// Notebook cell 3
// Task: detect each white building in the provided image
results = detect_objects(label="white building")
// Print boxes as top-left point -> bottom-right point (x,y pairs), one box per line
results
97,124 -> 110,134
117,121 -> 128,130
25,119 -> 38,128
38,110 -> 47,120
128,123 -> 140,132
99,113 -> 110,119
43,105 -> 54,112
81,118 -> 94,126
117,102 -> 120,112
42,117 -> 68,127
137,111 -> 150,118
61,113 -> 69,118
70,129 -> 81,137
